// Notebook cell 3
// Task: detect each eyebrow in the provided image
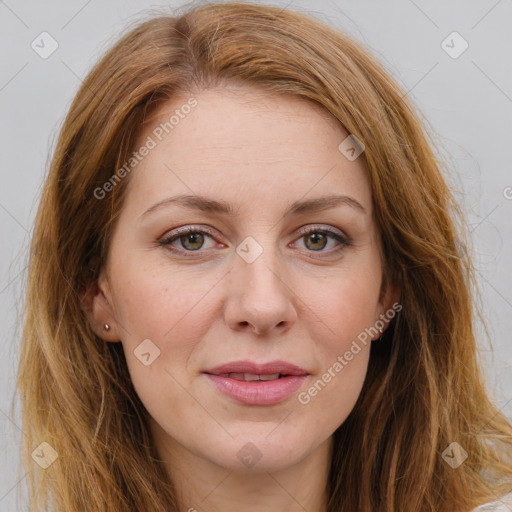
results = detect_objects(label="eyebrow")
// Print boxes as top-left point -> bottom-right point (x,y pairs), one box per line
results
141,193 -> 367,218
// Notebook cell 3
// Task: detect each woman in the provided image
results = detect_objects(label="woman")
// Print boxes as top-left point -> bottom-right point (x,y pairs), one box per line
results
14,2 -> 512,511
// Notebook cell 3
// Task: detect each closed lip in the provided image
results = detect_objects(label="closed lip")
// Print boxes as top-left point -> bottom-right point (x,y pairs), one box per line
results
204,360 -> 309,376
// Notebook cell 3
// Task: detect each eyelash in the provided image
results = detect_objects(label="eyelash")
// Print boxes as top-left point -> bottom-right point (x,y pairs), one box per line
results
158,225 -> 352,259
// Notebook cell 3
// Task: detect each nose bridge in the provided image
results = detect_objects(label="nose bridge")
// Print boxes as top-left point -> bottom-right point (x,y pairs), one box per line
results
235,232 -> 285,298
224,232 -> 297,334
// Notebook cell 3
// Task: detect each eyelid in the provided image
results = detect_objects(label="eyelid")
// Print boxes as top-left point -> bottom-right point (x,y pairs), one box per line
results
158,224 -> 219,248
162,224 -> 217,239
295,224 -> 349,241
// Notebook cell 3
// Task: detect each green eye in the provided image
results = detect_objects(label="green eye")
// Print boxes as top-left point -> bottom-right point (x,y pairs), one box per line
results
159,225 -> 351,258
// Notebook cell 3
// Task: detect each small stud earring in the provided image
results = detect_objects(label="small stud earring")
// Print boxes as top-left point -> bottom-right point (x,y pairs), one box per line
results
104,324 -> 111,332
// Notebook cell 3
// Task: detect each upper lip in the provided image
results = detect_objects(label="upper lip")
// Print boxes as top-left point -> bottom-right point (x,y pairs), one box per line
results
204,360 -> 309,376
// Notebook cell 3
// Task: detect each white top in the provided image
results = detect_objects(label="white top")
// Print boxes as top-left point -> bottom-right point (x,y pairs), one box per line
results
472,492 -> 512,511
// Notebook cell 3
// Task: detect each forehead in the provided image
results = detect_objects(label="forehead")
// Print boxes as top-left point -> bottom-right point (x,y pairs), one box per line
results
124,85 -> 372,218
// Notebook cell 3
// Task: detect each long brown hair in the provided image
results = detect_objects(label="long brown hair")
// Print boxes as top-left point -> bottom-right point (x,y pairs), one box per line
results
14,2 -> 512,511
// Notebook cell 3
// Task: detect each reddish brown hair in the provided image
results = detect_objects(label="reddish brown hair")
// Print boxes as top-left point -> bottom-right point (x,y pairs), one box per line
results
15,2 -> 512,511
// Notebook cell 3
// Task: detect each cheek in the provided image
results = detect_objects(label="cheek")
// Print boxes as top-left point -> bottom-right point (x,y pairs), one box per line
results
305,263 -> 382,351
295,272 -> 376,429
294,260 -> 380,410
107,250 -> 222,405
109,250 -> 218,341
108,256 -> 216,417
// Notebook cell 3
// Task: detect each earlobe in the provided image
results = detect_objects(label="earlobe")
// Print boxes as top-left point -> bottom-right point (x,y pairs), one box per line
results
80,277 -> 120,342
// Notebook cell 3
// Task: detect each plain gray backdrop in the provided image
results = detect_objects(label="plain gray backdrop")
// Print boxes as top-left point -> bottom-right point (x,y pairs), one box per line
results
1,0 -> 511,509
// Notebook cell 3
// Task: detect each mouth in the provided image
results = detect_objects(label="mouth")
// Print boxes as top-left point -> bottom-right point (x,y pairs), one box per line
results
203,360 -> 309,405
212,372 -> 289,381
204,360 -> 309,376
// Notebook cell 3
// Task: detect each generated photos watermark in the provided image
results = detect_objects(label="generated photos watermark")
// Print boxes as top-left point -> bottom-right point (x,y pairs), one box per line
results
298,301 -> 402,405
93,97 -> 198,200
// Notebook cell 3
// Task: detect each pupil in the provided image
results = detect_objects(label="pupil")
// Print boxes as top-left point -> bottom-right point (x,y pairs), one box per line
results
184,233 -> 203,250
308,233 -> 326,250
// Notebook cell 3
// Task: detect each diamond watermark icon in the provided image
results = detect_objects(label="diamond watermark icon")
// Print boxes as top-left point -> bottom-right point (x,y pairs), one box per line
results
32,441 -> 58,469
442,442 -> 468,468
338,134 -> 365,161
236,442 -> 262,468
31,31 -> 59,59
441,31 -> 469,59
236,236 -> 263,264
134,338 -> 161,366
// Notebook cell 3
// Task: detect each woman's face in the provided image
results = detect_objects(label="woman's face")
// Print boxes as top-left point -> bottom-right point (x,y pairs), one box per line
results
91,85 -> 398,473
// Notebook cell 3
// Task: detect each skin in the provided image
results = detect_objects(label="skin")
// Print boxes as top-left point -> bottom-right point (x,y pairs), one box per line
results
85,84 -> 399,512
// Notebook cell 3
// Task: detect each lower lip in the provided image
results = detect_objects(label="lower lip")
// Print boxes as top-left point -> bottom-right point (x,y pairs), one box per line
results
205,374 -> 308,405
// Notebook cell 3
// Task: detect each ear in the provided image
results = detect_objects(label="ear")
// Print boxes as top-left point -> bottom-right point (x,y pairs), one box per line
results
81,271 -> 120,343
375,275 -> 401,336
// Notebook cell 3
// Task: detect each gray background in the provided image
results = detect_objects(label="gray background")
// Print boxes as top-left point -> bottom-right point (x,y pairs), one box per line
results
1,0 -> 511,509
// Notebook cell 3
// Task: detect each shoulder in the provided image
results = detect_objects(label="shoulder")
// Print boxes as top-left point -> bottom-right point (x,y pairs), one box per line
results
471,492 -> 512,511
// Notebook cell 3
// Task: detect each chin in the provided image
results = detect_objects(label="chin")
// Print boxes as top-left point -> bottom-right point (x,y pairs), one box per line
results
205,431 -> 319,473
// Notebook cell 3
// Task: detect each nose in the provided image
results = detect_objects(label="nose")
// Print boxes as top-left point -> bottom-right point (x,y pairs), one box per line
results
223,246 -> 297,337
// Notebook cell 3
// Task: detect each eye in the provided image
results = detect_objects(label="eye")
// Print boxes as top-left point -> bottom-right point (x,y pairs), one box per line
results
293,226 -> 351,256
158,224 -> 351,258
158,226 -> 218,253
